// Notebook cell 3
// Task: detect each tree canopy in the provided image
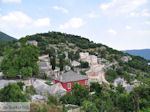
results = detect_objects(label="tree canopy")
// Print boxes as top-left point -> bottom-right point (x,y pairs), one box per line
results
0,83 -> 27,102
1,45 -> 39,78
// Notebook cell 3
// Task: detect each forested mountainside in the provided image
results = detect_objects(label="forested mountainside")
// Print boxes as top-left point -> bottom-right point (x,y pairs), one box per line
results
0,31 -> 16,41
0,32 -> 17,56
0,31 -> 150,112
125,49 -> 150,60
19,31 -> 150,82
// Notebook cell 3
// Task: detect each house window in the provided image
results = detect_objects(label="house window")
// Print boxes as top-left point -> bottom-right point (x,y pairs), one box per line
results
85,80 -> 88,85
67,83 -> 71,89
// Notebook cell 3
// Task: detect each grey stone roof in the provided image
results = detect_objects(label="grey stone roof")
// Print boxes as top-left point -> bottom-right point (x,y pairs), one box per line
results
0,80 -> 17,89
39,62 -> 48,67
125,84 -> 133,92
32,79 -> 66,96
54,71 -> 88,83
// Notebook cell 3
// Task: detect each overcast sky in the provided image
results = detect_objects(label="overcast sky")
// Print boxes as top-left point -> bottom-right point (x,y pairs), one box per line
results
0,0 -> 150,50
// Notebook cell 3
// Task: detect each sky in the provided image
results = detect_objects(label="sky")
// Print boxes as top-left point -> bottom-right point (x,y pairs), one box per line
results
0,0 -> 150,50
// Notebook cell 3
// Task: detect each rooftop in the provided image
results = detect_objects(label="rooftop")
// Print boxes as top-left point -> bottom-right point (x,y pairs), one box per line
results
0,80 -> 17,89
32,79 -> 66,96
39,62 -> 48,68
54,71 -> 88,83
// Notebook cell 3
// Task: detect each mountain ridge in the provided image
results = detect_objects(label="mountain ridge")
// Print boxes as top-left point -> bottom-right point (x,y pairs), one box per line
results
124,49 -> 150,60
0,31 -> 17,41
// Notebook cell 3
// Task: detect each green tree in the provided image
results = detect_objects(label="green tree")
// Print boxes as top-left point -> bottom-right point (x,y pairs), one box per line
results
80,61 -> 89,68
50,56 -> 56,70
20,67 -> 32,78
116,93 -> 133,112
60,84 -> 89,105
82,100 -> 98,112
68,51 -> 80,61
48,47 -> 55,57
0,83 -> 27,102
116,84 -> 125,94
59,56 -> 64,71
1,45 -> 39,78
105,69 -> 118,82
90,82 -> 102,96
131,79 -> 150,111
47,95 -> 59,105
68,51 -> 74,61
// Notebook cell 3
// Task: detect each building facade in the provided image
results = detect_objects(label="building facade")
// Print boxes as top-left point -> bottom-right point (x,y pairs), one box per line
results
80,52 -> 98,65
53,71 -> 88,92
27,40 -> 38,46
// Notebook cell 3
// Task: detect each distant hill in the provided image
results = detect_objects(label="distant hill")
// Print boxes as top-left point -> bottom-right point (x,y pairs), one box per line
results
17,31 -> 150,85
124,49 -> 150,60
0,31 -> 16,41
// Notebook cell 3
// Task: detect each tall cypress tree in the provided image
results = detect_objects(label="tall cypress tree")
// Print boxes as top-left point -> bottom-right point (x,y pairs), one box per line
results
59,57 -> 64,71
50,56 -> 56,70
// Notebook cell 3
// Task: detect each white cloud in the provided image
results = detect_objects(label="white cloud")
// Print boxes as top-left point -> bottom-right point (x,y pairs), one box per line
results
100,0 -> 148,15
0,11 -> 32,28
100,3 -> 112,11
0,11 -> 51,38
108,29 -> 117,35
52,6 -> 69,14
34,18 -> 50,27
144,21 -> 150,25
126,25 -> 132,30
130,12 -> 139,16
130,9 -> 150,17
60,17 -> 85,29
1,0 -> 21,4
0,11 -> 51,28
88,11 -> 99,18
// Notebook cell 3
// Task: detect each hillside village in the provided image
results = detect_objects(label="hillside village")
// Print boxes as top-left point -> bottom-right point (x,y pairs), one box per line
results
0,39 -> 141,99
0,32 -> 150,112
0,48 -> 133,101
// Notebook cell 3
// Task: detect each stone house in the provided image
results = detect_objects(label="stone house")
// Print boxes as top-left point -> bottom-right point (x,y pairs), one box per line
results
38,55 -> 52,77
53,71 -> 88,92
86,65 -> 108,84
27,40 -> 38,46
80,52 -> 98,65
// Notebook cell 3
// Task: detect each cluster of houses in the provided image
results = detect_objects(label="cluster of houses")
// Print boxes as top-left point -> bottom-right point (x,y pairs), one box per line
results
114,77 -> 133,92
80,52 -> 109,84
37,51 -> 109,91
27,40 -> 109,86
29,51 -> 109,100
22,70 -> 89,102
113,77 -> 141,92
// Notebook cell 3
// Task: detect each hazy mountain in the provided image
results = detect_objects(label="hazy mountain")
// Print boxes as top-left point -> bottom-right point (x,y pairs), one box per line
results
124,49 -> 150,60
0,31 -> 16,41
